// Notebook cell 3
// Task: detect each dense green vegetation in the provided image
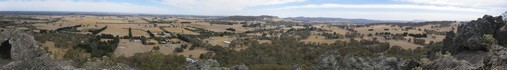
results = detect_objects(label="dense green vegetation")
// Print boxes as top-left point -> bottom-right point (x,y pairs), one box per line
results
55,25 -> 81,32
77,34 -> 120,57
202,31 -> 430,70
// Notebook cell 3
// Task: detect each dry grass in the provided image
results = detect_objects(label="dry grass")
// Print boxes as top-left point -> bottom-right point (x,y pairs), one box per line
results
257,40 -> 272,44
204,36 -> 235,47
40,41 -> 70,60
188,22 -> 250,33
114,39 -> 209,58
163,27 -> 200,35
321,27 -> 349,35
300,35 -> 339,44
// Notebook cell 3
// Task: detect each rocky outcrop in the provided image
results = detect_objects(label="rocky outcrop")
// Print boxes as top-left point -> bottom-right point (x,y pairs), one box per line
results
442,15 -> 505,54
0,28 -> 133,70
0,28 -> 74,69
317,15 -> 507,70
484,45 -> 507,70
433,15 -> 507,70
183,59 -> 249,70
317,51 -> 418,70
422,52 -> 475,70
82,56 -> 134,70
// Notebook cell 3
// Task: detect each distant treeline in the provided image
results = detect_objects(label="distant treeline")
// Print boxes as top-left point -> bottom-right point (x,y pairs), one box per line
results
55,25 -> 82,32
88,26 -> 107,34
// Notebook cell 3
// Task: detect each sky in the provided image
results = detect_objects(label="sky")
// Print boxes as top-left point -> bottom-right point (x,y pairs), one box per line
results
0,0 -> 505,21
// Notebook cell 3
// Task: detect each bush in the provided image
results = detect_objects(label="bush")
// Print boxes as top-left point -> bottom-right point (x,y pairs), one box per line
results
413,38 -> 426,45
175,47 -> 184,53
483,34 -> 497,44
483,34 -> 497,51
153,46 -> 160,51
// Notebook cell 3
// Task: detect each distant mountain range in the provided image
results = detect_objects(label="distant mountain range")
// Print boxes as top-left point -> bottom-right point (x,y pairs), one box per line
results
0,11 -> 421,24
0,11 -> 225,19
286,17 -> 410,24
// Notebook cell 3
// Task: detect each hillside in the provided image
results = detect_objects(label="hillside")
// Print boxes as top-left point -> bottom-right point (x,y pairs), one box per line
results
287,17 -> 399,24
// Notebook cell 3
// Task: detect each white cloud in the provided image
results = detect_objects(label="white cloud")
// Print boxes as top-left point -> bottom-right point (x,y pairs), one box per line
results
0,0 -> 172,14
158,0 -> 304,12
270,4 -> 486,12
397,0 -> 507,7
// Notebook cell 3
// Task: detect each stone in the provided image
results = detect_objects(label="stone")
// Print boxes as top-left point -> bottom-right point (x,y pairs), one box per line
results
317,51 -> 407,70
441,15 -> 506,54
0,27 -> 74,69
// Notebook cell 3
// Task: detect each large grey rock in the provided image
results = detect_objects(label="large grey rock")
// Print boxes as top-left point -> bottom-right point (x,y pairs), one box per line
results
82,56 -> 134,70
184,59 -> 248,70
0,28 -> 74,69
442,15 -> 505,54
484,45 -> 507,70
317,51 -> 417,70
423,52 -> 475,70
495,15 -> 507,46
0,28 -> 136,70
230,64 -> 249,70
0,28 -> 45,60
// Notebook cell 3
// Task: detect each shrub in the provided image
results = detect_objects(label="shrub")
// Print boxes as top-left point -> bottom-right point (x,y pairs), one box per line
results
153,46 -> 160,51
175,47 -> 184,53
413,38 -> 426,45
482,34 -> 497,51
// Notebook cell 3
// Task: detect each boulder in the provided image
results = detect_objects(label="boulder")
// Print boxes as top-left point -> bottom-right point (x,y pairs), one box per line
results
423,52 -> 475,70
0,28 -> 133,70
317,51 -> 415,70
442,15 -> 505,54
0,28 -> 74,69
484,45 -> 507,70
183,59 -> 248,70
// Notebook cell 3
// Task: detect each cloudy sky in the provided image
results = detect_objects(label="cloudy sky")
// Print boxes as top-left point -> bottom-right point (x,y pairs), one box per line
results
0,0 -> 505,21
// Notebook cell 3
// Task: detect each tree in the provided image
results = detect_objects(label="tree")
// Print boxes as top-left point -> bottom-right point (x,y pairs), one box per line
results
128,28 -> 133,38
147,30 -> 155,38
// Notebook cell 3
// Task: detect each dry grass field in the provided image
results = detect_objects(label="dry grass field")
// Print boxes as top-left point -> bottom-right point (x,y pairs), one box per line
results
300,35 -> 339,44
163,27 -> 200,35
188,23 -> 251,33
320,27 -> 349,35
114,39 -> 209,58
257,40 -> 272,44
23,15 -> 460,58
205,36 -> 235,47
40,41 -> 69,60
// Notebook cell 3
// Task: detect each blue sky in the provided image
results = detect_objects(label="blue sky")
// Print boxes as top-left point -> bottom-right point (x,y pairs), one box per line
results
0,0 -> 505,21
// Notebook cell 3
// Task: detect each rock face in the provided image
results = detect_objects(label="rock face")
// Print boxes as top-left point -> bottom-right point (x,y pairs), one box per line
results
317,15 -> 507,70
183,59 -> 249,70
317,51 -> 418,70
82,56 -> 134,70
423,52 -> 475,70
484,45 -> 507,70
0,28 -> 74,69
442,15 -> 505,54
0,28 -> 133,70
432,15 -> 507,70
